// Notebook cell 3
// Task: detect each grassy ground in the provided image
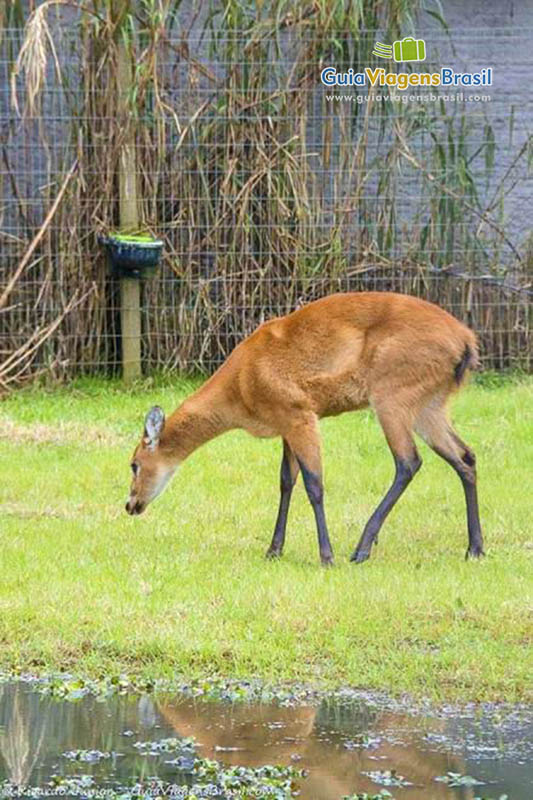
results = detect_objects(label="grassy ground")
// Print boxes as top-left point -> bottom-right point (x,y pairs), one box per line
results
0,375 -> 532,702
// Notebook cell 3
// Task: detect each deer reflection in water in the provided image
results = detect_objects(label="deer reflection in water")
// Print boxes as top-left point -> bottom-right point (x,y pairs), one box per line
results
157,697 -> 476,800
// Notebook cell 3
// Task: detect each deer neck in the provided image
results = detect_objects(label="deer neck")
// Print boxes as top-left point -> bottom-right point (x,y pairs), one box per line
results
161,380 -> 234,464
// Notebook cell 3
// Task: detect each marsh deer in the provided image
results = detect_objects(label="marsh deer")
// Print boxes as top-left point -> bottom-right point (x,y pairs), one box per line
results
125,292 -> 484,565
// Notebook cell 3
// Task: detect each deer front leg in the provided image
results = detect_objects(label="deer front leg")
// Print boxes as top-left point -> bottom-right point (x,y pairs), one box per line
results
266,439 -> 300,559
285,415 -> 334,566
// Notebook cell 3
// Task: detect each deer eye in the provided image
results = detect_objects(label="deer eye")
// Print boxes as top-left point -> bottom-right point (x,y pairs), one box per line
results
131,462 -> 140,477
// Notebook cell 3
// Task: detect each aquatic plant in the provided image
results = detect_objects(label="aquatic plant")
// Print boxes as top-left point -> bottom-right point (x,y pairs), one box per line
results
361,769 -> 412,787
435,770 -> 484,787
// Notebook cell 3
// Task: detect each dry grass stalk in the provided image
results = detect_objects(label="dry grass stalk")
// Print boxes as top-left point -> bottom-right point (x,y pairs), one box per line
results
10,0 -> 69,116
0,286 -> 96,391
0,159 -> 78,309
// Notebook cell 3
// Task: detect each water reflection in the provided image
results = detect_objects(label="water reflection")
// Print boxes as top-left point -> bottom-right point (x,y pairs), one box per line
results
0,682 -> 532,798
0,684 -> 49,786
157,699 -> 470,798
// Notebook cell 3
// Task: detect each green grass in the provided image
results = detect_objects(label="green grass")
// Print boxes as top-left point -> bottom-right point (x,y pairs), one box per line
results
0,376 -> 532,702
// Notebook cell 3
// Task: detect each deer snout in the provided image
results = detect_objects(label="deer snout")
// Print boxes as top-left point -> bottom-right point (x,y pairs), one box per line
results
125,498 -> 145,515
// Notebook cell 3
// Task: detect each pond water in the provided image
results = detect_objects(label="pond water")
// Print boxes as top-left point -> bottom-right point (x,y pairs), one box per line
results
0,682 -> 532,798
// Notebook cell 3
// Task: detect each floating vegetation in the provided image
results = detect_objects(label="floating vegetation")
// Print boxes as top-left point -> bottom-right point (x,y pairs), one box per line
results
133,737 -> 196,755
361,770 -> 412,788
343,734 -> 382,750
435,771 -> 484,787
3,669 -> 533,738
343,792 -> 395,800
474,796 -> 508,800
0,758 -> 306,799
39,674 -> 155,700
62,749 -> 114,762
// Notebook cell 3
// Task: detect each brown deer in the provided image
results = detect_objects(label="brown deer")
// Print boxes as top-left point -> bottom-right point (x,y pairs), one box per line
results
125,292 -> 484,565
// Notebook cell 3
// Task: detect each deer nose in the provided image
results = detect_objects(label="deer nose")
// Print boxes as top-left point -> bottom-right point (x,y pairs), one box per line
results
125,499 -> 144,515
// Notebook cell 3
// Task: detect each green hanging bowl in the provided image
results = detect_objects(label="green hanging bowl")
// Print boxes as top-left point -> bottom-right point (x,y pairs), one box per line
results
102,233 -> 164,278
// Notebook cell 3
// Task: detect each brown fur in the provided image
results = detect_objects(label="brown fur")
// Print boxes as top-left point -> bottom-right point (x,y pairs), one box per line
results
126,292 -> 484,564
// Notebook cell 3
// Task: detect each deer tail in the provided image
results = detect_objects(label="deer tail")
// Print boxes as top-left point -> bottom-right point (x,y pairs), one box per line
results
454,340 -> 479,385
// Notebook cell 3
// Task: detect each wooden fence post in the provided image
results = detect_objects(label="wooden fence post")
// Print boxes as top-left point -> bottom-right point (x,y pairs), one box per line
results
117,38 -> 141,381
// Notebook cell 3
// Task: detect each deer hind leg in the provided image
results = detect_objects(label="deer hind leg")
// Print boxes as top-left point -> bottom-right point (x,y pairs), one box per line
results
351,409 -> 422,564
415,404 -> 484,560
283,414 -> 334,566
266,439 -> 300,559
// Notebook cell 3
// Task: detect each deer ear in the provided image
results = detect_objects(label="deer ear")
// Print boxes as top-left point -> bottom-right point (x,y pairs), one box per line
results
144,406 -> 165,449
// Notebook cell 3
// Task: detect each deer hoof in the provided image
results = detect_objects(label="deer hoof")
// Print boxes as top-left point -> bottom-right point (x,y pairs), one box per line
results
465,545 -> 485,560
350,548 -> 371,564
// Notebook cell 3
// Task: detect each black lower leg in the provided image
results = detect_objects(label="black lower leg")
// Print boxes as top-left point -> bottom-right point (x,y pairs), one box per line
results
433,442 -> 484,559
298,460 -> 334,566
462,477 -> 484,558
452,448 -> 484,559
351,452 -> 421,564
266,442 -> 297,558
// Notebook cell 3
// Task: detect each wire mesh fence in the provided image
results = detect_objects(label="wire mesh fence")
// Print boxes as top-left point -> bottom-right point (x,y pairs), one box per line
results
1,11 -> 532,387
